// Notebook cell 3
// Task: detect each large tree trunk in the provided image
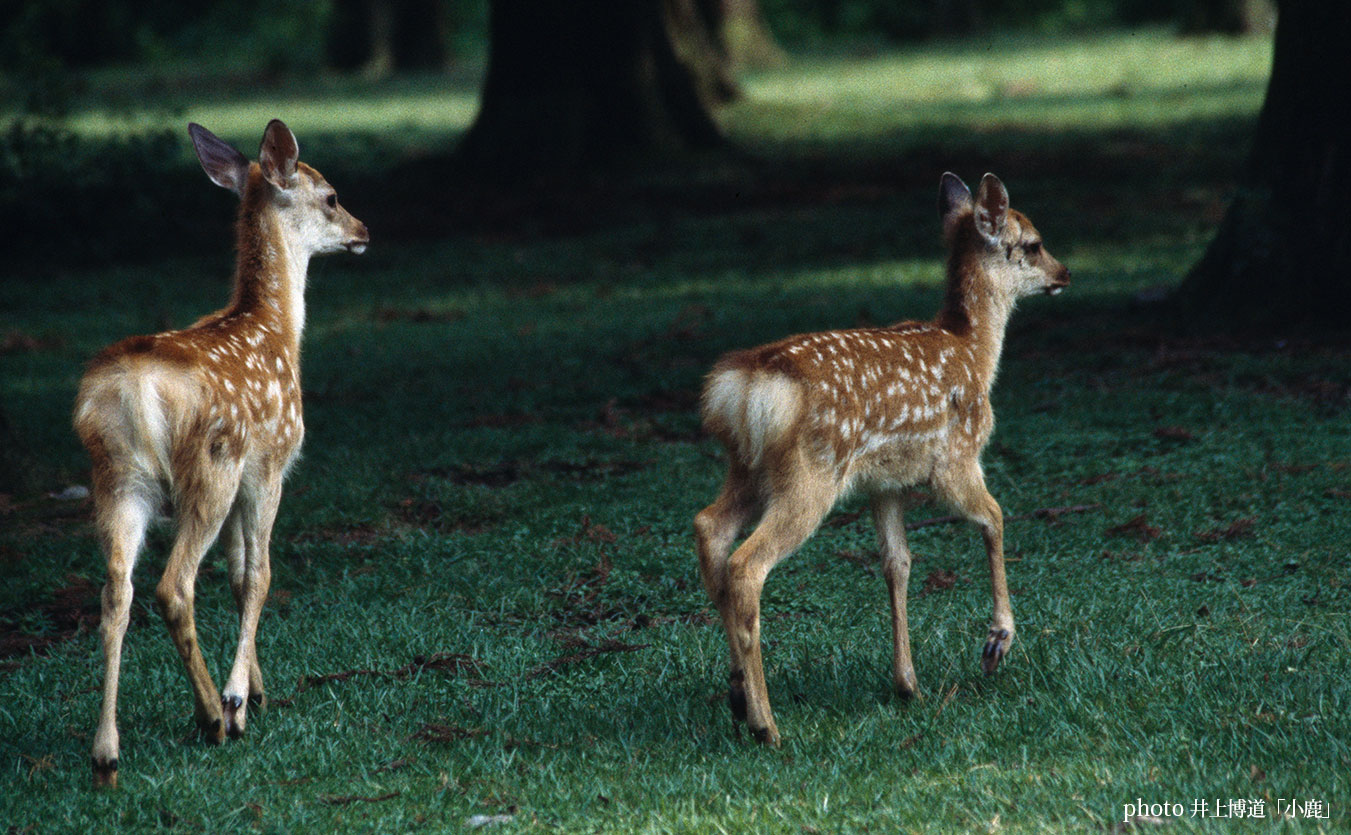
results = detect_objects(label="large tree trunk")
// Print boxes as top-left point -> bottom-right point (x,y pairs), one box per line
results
1180,0 -> 1274,35
457,0 -> 725,177
1175,2 -> 1351,328
721,0 -> 787,69
327,0 -> 449,76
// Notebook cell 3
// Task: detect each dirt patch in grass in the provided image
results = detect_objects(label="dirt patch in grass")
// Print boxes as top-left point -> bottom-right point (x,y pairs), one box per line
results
0,575 -> 100,665
524,633 -> 650,681
1194,516 -> 1256,543
294,651 -> 494,695
413,459 -> 653,489
1106,514 -> 1164,542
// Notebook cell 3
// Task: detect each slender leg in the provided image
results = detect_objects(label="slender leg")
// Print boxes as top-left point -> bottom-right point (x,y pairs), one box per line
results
694,463 -> 758,607
694,463 -> 759,723
91,493 -> 153,789
221,478 -> 279,737
935,463 -> 1013,674
155,471 -> 238,743
724,478 -> 836,746
221,508 -> 259,700
872,493 -> 919,699
977,507 -> 1013,674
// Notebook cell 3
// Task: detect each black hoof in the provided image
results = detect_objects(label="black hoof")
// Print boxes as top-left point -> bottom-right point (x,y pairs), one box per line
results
750,726 -> 771,744
200,717 -> 224,744
981,628 -> 1010,674
92,757 -> 119,788
222,695 -> 246,739
248,692 -> 265,707
727,670 -> 747,722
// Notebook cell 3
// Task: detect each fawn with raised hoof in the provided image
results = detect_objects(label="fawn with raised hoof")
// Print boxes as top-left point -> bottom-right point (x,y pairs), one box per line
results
74,119 -> 368,788
694,172 -> 1069,746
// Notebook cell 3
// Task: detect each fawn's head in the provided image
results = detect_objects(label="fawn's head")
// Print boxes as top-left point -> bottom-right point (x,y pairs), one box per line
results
941,172 -> 1069,299
189,119 -> 369,257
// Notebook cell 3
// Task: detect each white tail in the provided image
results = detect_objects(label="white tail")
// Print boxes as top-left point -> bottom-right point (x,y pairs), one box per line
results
74,120 -> 368,788
694,172 -> 1069,746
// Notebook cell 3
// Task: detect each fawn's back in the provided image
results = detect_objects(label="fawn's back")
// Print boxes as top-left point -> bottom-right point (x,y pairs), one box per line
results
75,134 -> 367,503
703,182 -> 1068,498
703,321 -> 991,493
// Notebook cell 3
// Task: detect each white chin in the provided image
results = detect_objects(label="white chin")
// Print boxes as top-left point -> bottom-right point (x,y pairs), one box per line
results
347,243 -> 367,255
1047,286 -> 1063,296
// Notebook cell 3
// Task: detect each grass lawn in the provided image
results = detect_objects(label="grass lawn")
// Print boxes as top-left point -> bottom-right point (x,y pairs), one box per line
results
4,28 -> 1350,833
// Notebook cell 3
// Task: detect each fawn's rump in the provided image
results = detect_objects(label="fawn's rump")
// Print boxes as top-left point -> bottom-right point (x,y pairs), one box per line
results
701,364 -> 805,470
75,358 -> 206,492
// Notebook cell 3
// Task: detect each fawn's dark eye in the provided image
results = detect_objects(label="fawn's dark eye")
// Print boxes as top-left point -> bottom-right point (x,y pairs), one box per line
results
326,194 -> 337,208
1024,241 -> 1041,255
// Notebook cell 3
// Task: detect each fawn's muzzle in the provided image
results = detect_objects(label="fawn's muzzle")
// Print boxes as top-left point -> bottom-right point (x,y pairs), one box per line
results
346,222 -> 370,254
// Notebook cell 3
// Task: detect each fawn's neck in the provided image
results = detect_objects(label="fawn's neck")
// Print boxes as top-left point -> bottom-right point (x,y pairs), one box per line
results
937,251 -> 1015,391
229,203 -> 310,354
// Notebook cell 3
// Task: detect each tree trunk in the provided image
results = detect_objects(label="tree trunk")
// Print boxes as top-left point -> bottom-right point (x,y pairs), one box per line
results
327,0 -> 448,76
721,0 -> 787,69
669,0 -> 742,103
1181,0 -> 1273,35
457,0 -> 725,178
929,0 -> 981,36
1175,1 -> 1351,328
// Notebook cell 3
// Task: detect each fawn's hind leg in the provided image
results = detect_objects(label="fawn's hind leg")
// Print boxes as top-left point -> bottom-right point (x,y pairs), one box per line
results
155,466 -> 240,743
694,463 -> 759,722
723,479 -> 836,746
221,476 -> 279,737
91,492 -> 154,788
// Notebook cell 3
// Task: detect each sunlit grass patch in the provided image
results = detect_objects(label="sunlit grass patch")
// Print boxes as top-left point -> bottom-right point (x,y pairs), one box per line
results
728,29 -> 1273,143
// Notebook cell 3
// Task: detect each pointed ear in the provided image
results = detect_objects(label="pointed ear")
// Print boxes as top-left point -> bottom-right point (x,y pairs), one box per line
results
973,173 -> 1009,241
258,119 -> 299,190
188,123 -> 249,196
939,172 -> 972,239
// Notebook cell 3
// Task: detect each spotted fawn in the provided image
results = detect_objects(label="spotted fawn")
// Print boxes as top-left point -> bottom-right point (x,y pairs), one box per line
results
694,172 -> 1070,745
75,120 -> 368,787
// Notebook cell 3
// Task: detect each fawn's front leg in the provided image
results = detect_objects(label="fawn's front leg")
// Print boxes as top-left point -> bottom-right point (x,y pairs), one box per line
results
872,493 -> 919,699
937,463 -> 1014,673
977,508 -> 1013,674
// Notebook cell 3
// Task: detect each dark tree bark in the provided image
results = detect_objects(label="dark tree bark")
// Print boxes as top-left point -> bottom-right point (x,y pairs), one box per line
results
929,0 -> 981,36
669,0 -> 742,103
1175,1 -> 1351,328
327,0 -> 448,76
1181,0 -> 1272,35
457,0 -> 725,177
720,0 -> 787,69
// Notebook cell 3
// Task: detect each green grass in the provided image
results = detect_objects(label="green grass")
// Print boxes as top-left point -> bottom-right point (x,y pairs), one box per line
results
4,28 -> 1350,834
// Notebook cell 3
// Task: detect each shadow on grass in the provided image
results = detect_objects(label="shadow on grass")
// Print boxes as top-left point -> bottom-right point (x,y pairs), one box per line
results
4,107 -> 1254,276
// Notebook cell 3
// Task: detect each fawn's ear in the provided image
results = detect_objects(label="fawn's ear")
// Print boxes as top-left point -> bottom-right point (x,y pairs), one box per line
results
258,119 -> 300,190
973,173 -> 1009,242
939,172 -> 972,241
189,123 -> 249,196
